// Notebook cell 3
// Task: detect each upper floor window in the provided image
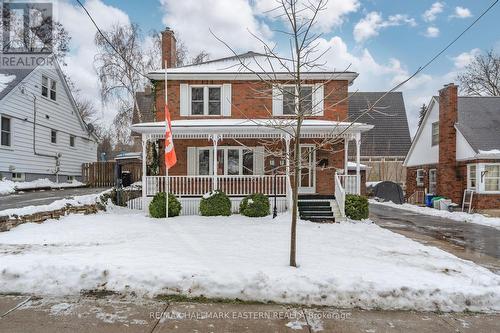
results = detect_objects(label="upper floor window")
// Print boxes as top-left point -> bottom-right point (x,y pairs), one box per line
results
416,169 -> 425,187
42,75 -> 57,101
485,164 -> 500,192
51,129 -> 57,144
1,116 -> 11,147
190,86 -> 221,116
431,122 -> 439,146
70,135 -> 75,147
283,86 -> 313,115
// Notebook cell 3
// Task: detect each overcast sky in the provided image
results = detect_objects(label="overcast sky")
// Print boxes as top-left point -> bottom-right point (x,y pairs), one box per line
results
57,0 -> 500,135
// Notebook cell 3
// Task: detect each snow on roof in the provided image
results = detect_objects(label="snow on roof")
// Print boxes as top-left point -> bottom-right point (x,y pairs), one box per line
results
0,73 -> 16,94
132,118 -> 373,136
148,51 -> 358,82
347,161 -> 369,170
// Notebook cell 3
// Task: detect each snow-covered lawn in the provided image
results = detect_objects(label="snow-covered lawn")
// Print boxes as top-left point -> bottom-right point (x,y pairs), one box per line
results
0,178 -> 85,196
370,199 -> 500,230
1,208 -> 499,312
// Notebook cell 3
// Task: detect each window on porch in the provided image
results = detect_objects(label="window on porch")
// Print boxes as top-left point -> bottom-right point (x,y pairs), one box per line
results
189,147 -> 263,176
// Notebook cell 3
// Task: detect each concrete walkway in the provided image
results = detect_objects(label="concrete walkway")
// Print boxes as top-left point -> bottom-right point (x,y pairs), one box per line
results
0,295 -> 498,332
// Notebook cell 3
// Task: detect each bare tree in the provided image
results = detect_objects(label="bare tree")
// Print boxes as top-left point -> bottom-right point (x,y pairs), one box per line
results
457,50 -> 500,96
94,23 -> 153,145
212,0 -> 416,267
191,51 -> 210,65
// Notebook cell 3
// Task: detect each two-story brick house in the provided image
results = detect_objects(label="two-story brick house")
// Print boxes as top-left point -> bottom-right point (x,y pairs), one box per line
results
404,83 -> 500,212
131,28 -> 373,217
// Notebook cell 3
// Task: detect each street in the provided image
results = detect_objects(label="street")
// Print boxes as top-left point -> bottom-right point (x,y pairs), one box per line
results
0,187 -> 109,211
370,203 -> 500,272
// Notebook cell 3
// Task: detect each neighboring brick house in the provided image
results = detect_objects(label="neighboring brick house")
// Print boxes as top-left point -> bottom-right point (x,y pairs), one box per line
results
404,83 -> 500,211
131,28 -> 373,218
348,92 -> 411,185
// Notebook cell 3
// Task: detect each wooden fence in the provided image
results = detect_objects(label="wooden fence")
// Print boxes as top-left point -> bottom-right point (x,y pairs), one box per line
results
82,161 -> 142,187
82,162 -> 115,187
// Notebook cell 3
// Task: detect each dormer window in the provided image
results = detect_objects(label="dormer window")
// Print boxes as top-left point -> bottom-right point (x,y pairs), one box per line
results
42,75 -> 57,101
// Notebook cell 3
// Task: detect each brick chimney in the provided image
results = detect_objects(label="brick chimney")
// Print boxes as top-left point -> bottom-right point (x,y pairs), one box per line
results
161,27 -> 176,68
437,83 -> 461,202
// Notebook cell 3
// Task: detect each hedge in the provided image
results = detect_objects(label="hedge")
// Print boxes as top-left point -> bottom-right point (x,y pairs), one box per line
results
200,190 -> 231,216
149,192 -> 182,218
345,194 -> 369,220
239,193 -> 270,217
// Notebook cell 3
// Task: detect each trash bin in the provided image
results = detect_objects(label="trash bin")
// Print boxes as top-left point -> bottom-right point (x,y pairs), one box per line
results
431,196 -> 444,209
425,194 -> 435,207
121,171 -> 132,187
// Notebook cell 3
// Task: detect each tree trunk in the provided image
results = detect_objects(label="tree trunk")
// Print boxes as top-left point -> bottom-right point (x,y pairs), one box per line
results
290,134 -> 302,267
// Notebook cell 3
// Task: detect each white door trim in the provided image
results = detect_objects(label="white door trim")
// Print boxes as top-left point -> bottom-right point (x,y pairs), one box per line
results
298,144 -> 316,194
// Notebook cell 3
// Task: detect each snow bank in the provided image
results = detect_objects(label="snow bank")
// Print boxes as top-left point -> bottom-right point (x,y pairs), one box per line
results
370,199 -> 500,230
0,178 -> 85,195
0,191 -> 104,217
0,209 -> 499,312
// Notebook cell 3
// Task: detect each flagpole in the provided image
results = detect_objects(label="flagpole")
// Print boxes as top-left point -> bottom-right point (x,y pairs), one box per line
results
165,60 -> 169,218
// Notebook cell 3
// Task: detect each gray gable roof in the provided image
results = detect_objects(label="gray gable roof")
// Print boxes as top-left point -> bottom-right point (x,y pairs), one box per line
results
456,96 -> 500,152
348,92 -> 412,157
0,68 -> 34,100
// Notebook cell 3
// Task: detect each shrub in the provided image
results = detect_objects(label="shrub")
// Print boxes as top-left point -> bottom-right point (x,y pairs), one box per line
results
345,194 -> 369,220
149,192 -> 182,218
200,190 -> 231,216
239,193 -> 270,217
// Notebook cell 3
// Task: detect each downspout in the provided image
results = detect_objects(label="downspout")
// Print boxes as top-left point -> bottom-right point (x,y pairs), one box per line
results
30,93 -> 61,182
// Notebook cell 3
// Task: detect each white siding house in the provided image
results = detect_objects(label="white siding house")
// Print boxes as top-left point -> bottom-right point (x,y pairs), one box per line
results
0,63 -> 98,182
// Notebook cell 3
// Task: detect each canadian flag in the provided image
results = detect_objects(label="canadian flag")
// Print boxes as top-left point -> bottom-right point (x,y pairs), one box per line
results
164,104 -> 177,169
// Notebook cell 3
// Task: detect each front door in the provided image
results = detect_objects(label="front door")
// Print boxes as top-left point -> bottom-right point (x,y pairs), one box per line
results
299,145 -> 316,193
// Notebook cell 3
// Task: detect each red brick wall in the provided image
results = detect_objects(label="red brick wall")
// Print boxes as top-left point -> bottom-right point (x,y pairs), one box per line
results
406,164 -> 438,199
154,80 -> 349,122
437,84 -> 462,203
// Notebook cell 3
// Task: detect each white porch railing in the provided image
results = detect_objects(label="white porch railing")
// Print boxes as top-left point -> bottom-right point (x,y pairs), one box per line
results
145,175 -> 287,197
334,173 -> 346,218
337,175 -> 359,195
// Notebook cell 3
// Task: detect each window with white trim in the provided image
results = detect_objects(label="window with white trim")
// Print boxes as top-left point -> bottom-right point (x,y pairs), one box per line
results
467,164 -> 477,190
197,147 -> 254,175
283,85 -> 313,115
431,122 -> 439,146
416,169 -> 425,187
428,169 -> 437,194
1,116 -> 11,147
12,172 -> 24,181
190,86 -> 221,115
42,75 -> 57,101
69,135 -> 75,147
484,164 -> 500,192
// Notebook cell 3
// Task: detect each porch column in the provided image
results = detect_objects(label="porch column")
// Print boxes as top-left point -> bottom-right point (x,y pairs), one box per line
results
344,136 -> 349,176
284,134 -> 291,178
141,134 -> 147,212
355,133 -> 361,195
211,134 -> 221,191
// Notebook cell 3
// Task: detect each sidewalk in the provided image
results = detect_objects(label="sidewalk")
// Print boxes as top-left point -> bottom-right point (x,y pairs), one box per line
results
0,294 -> 498,333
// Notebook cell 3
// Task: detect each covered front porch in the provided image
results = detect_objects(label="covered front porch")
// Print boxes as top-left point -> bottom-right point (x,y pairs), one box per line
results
132,119 -> 373,217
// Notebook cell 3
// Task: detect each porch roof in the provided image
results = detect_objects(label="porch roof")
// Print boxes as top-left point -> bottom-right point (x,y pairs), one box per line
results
132,119 -> 373,140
